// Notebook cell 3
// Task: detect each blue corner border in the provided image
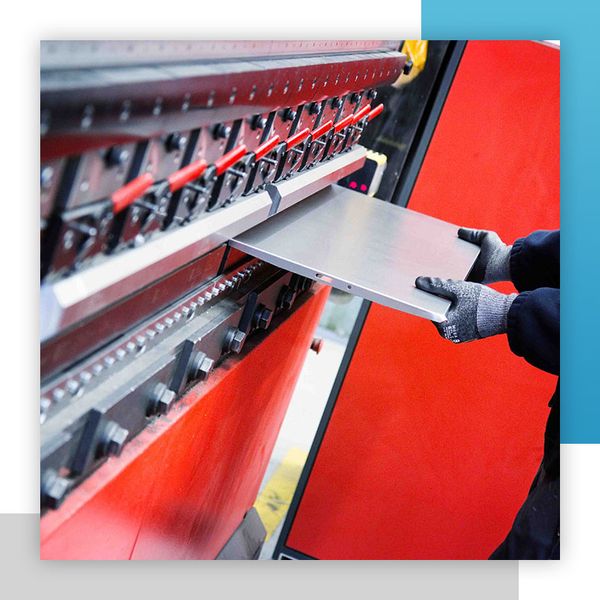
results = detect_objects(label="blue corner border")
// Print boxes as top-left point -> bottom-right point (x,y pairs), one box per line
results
422,0 -> 600,442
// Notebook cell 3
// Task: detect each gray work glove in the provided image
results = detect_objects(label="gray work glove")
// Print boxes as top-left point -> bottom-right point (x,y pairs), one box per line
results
458,228 -> 512,284
415,276 -> 517,343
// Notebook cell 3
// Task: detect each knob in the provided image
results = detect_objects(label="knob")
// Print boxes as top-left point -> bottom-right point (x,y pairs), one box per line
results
403,60 -> 414,76
308,102 -> 320,115
105,146 -> 130,168
41,469 -> 69,510
223,328 -> 246,354
165,132 -> 187,152
253,305 -> 273,330
189,352 -> 214,382
282,108 -> 296,122
249,115 -> 267,130
148,382 -> 176,416
99,421 -> 129,457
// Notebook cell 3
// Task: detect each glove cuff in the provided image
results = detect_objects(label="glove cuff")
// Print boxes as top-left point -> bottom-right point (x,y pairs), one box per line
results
483,244 -> 512,283
476,288 -> 517,338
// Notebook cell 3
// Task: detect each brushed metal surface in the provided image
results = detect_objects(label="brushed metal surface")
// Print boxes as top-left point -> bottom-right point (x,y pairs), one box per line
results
231,185 -> 480,322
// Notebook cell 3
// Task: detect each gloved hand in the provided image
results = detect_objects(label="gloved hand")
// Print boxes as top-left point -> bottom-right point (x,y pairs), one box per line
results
458,228 -> 512,284
415,276 -> 517,343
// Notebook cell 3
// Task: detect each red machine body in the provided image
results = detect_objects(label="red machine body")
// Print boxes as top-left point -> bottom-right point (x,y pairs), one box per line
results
283,41 -> 560,559
41,286 -> 329,559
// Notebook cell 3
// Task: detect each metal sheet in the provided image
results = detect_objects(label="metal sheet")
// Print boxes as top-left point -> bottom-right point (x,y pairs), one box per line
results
231,185 -> 480,322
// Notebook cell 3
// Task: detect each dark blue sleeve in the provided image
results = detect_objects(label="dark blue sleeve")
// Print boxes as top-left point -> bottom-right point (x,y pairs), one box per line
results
510,230 -> 560,292
507,288 -> 559,376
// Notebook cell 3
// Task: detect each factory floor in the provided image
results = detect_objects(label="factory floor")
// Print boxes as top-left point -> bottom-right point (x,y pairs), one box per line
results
255,292 -> 362,559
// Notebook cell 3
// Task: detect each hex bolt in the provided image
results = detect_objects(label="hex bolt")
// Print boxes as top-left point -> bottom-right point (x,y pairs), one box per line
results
105,145 -> 130,167
100,421 -> 129,457
165,132 -> 187,152
189,352 -> 214,382
280,287 -> 297,310
42,469 -> 70,510
213,123 -> 232,140
223,328 -> 247,354
254,306 -> 273,330
148,382 -> 176,416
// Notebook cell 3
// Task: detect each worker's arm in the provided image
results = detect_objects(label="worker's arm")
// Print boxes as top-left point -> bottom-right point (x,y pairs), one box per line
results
459,228 -> 560,292
510,230 -> 560,292
415,277 -> 559,376
507,287 -> 560,375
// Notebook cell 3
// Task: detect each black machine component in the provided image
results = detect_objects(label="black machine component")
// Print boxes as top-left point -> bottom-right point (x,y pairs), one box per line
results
40,41 -> 410,510
41,256 -> 316,511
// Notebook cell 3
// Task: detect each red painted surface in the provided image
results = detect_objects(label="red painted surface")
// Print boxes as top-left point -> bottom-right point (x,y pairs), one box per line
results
41,285 -> 329,559
286,41 -> 560,559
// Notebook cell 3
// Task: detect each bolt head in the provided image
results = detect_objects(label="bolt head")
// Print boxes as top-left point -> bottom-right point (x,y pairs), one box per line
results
42,470 -> 69,510
103,422 -> 129,457
255,307 -> 273,330
196,355 -> 214,381
149,383 -> 176,416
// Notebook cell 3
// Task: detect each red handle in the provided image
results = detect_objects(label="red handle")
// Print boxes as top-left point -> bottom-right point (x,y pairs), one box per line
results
168,159 -> 208,192
214,144 -> 248,176
367,103 -> 385,121
334,114 -> 354,134
285,127 -> 311,149
254,135 -> 281,160
311,119 -> 334,140
352,104 -> 372,124
111,173 -> 154,214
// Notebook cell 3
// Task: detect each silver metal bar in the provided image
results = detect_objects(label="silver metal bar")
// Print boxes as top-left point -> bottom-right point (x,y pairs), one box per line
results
41,41 -> 400,70
231,184 -> 480,322
41,147 -> 366,342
